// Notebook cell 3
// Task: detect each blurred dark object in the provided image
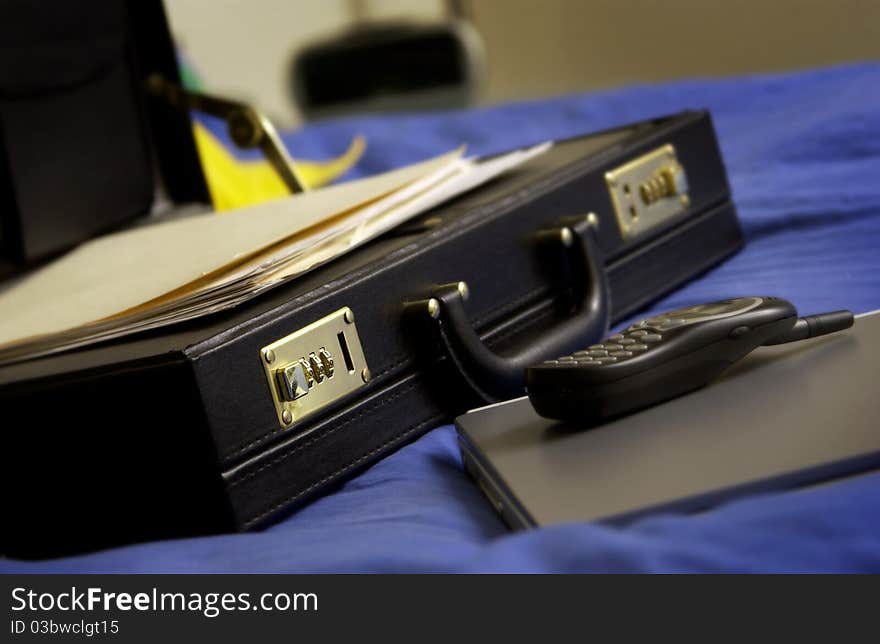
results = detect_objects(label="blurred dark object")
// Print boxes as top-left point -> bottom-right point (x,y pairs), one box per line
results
146,74 -> 306,194
0,0 -> 208,270
290,18 -> 485,120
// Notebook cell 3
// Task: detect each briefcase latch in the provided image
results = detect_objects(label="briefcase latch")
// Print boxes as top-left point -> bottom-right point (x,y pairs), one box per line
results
260,307 -> 370,429
605,144 -> 690,240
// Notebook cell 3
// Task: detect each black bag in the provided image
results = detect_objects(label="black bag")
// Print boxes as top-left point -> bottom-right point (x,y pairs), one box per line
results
0,0 -> 207,267
0,107 -> 743,558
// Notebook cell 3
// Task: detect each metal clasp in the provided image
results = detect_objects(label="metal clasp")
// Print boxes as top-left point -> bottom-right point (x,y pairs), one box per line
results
260,307 -> 369,428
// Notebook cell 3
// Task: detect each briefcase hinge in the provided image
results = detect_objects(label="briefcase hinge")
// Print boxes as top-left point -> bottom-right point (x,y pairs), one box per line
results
260,307 -> 370,429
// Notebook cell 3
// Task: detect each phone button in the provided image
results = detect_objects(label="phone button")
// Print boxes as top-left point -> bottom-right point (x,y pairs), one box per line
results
728,325 -> 751,339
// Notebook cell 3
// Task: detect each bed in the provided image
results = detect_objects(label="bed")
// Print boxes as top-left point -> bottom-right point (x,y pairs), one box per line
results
3,62 -> 879,573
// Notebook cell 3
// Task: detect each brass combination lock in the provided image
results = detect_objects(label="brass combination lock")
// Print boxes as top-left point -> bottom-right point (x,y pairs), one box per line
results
275,347 -> 335,402
605,144 -> 690,240
260,307 -> 370,428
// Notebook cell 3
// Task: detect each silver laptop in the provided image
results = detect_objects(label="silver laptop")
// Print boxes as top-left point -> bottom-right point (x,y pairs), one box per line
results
455,311 -> 880,529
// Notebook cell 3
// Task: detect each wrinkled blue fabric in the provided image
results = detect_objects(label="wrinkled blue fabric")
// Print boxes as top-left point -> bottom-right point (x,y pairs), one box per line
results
4,62 -> 879,573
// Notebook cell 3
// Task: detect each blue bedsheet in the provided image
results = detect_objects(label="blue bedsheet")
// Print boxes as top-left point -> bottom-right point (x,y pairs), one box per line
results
4,62 -> 879,573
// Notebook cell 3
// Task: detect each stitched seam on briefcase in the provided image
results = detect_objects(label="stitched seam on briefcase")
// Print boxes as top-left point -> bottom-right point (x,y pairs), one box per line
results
483,304 -> 557,347
224,356 -> 418,459
241,414 -> 445,529
229,381 -> 421,489
471,285 -> 549,328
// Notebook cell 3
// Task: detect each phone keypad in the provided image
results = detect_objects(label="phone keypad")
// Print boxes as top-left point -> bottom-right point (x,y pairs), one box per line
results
541,298 -> 768,367
544,327 -> 663,367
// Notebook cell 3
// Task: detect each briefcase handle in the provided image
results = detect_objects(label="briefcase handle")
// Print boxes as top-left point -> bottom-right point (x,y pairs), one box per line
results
404,215 -> 609,402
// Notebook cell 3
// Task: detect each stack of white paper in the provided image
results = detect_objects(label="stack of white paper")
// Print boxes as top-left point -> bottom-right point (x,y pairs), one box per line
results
0,143 -> 550,364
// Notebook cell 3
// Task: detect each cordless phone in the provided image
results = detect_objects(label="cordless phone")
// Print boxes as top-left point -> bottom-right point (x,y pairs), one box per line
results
526,297 -> 854,423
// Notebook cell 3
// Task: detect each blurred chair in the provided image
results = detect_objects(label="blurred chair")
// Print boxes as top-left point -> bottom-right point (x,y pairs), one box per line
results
289,1 -> 484,120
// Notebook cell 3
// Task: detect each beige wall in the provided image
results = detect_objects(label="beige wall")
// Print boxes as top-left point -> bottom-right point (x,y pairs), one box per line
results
165,0 -> 880,123
471,0 -> 880,103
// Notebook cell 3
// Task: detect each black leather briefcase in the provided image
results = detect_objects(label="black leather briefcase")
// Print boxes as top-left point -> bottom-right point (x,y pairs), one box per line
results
0,110 -> 743,558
